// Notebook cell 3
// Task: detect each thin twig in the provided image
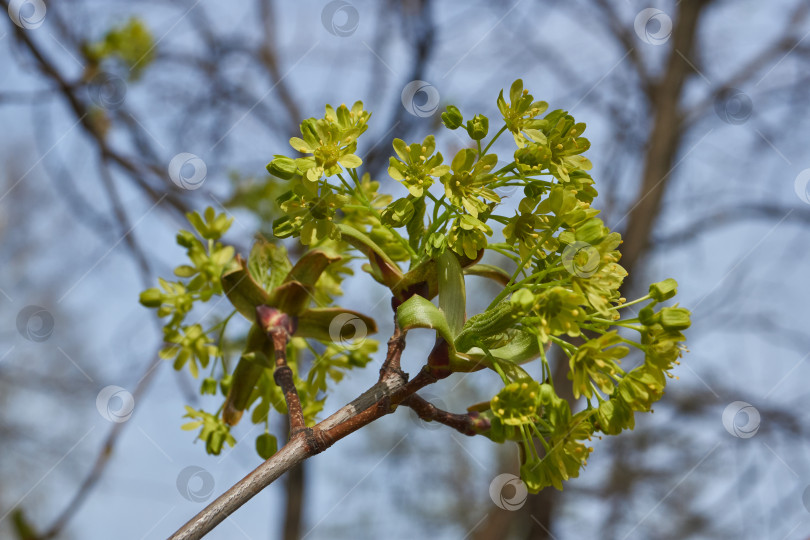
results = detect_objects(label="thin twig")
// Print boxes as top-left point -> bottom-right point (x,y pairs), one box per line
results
400,393 -> 490,436
38,357 -> 163,540
378,321 -> 406,382
256,306 -> 305,434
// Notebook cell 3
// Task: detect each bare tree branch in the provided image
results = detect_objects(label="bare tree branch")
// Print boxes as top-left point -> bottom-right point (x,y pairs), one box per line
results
618,0 -> 712,286
98,157 -> 153,283
1,5 -> 192,218
590,0 -> 653,98
362,0 -> 436,178
37,357 -> 163,540
682,0 -> 810,129
257,0 -> 303,137
168,323 -> 491,539
653,203 -> 810,249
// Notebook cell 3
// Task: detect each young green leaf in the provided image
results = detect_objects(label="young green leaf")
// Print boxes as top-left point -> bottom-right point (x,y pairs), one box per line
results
396,295 -> 455,347
437,249 -> 466,337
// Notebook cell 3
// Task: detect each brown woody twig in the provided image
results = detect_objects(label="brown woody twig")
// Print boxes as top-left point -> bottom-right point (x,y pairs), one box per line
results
400,394 -> 490,436
169,321 -> 477,539
256,306 -> 305,435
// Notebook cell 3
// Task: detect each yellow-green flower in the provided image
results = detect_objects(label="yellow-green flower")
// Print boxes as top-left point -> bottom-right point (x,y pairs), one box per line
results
441,150 -> 500,217
521,412 -> 594,492
496,79 -> 548,147
516,110 -> 591,182
447,214 -> 491,259
503,197 -> 547,259
617,364 -> 666,412
324,101 -> 371,134
491,379 -> 542,426
181,406 -> 236,455
642,318 -> 688,374
594,396 -> 635,435
341,173 -> 392,229
568,331 -> 629,399
533,286 -> 586,341
273,185 -> 347,245
289,102 -> 370,182
160,324 -> 218,378
388,135 -> 449,197
84,17 -> 155,80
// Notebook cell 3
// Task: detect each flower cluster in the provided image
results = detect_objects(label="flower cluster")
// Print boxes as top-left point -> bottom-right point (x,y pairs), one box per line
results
139,208 -> 233,380
141,209 -> 379,456
139,79 -> 690,489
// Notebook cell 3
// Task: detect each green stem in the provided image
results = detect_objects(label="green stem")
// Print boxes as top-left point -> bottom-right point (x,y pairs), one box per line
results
486,225 -> 557,310
426,191 -> 452,216
482,125 -> 508,155
211,309 -> 238,374
539,340 -> 551,385
590,382 -> 606,402
589,318 -> 644,331
549,335 -> 575,356
204,310 -> 237,337
492,160 -> 516,176
338,172 -> 417,260
610,294 -> 651,310
485,246 -> 522,265
529,422 -> 552,453
511,265 -> 567,291
580,322 -> 644,344
521,425 -> 541,461
496,175 -> 552,183
488,215 -> 511,224
336,173 -> 355,195
423,207 -> 452,245
490,357 -> 510,385
617,336 -> 646,352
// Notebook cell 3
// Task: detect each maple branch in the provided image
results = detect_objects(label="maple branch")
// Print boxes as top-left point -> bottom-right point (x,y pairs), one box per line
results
400,394 -> 491,436
169,325 -> 445,540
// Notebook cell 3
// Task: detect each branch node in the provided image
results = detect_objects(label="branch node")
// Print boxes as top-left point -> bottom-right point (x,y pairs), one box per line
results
301,427 -> 331,455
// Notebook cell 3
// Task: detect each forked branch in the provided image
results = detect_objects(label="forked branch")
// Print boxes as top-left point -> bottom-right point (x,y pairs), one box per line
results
169,326 -> 465,539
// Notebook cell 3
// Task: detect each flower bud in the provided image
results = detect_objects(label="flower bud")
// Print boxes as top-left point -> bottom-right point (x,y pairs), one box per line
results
139,288 -> 163,308
659,307 -> 691,331
649,278 -> 678,302
441,105 -> 463,130
466,114 -> 489,140
201,377 -> 218,395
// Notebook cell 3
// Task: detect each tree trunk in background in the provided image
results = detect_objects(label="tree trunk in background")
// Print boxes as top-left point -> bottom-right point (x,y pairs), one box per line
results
618,0 -> 710,285
282,462 -> 305,540
281,415 -> 306,540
